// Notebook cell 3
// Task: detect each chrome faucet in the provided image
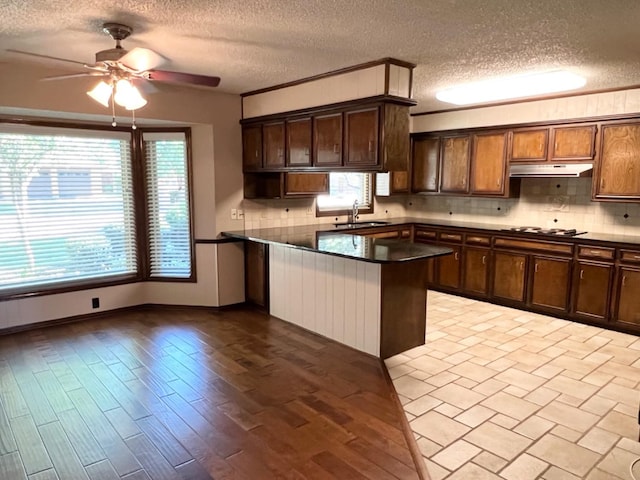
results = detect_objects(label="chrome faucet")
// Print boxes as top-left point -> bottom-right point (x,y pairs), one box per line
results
350,199 -> 359,223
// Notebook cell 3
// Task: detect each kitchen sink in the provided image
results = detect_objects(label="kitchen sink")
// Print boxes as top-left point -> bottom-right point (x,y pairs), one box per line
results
333,221 -> 390,229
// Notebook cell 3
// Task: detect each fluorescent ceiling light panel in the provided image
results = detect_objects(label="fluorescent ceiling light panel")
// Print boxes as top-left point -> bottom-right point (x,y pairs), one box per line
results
436,70 -> 586,105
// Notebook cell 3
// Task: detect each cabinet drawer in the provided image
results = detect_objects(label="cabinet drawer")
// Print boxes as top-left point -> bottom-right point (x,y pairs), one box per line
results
439,232 -> 463,243
494,237 -> 573,255
400,229 -> 412,239
577,246 -> 615,261
620,249 -> 640,264
466,234 -> 491,246
415,230 -> 437,240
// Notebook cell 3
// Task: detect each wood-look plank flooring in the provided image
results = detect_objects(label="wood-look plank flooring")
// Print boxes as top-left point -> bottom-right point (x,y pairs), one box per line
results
0,306 -> 421,479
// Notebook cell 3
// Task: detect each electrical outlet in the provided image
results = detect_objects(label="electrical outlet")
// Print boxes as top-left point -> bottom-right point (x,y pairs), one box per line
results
306,206 -> 313,215
237,209 -> 244,219
92,297 -> 100,309
231,208 -> 237,220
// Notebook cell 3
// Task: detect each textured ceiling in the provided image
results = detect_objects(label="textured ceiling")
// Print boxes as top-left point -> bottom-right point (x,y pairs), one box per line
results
1,0 -> 640,113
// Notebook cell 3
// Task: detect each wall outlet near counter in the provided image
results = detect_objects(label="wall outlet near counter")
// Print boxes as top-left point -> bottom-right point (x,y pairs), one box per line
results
231,208 -> 237,220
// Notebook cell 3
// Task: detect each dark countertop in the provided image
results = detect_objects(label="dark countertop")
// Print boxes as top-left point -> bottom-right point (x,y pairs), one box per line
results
222,227 -> 452,263
222,216 -> 640,261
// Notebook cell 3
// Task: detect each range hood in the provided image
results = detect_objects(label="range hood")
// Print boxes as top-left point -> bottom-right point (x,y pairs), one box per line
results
509,163 -> 593,178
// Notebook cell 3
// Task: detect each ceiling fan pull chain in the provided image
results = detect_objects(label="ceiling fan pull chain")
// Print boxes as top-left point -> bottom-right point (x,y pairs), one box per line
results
111,90 -> 117,127
131,108 -> 137,130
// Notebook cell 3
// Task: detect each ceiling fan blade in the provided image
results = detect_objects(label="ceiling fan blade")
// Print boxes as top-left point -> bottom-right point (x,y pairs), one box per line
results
41,72 -> 107,81
119,47 -> 166,72
6,49 -> 86,66
146,70 -> 221,87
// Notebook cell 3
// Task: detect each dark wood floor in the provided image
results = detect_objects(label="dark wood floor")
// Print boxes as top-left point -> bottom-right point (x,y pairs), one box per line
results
0,306 -> 423,480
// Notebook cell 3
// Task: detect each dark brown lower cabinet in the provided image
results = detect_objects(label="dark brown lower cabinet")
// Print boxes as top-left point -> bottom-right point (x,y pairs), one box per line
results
571,261 -> 613,322
437,245 -> 462,289
463,247 -> 490,297
530,256 -> 571,312
615,267 -> 640,326
245,241 -> 268,308
492,251 -> 526,303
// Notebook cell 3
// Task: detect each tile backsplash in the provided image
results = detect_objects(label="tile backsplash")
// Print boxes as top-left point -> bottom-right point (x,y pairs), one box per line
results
241,177 -> 640,237
406,177 -> 640,235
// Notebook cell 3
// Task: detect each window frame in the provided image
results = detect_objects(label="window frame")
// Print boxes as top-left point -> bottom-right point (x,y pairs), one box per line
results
0,119 -> 196,301
137,127 -> 196,283
315,171 -> 374,217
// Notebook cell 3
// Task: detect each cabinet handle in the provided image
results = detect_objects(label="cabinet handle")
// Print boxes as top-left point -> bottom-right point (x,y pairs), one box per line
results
278,148 -> 283,158
535,263 -> 538,273
305,147 -> 310,156
482,255 -> 486,265
600,178 -> 605,190
454,252 -> 459,261
633,255 -> 640,260
255,149 -> 259,158
368,140 -> 374,153
497,178 -> 501,187
333,143 -> 340,154
622,275 -> 627,286
589,250 -> 601,255
520,261 -> 524,271
580,269 -> 584,280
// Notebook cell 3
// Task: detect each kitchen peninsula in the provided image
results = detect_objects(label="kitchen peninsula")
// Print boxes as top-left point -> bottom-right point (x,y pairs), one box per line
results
223,224 -> 452,358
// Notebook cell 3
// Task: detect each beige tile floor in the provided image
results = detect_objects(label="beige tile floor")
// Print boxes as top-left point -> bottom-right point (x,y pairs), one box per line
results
386,291 -> 640,480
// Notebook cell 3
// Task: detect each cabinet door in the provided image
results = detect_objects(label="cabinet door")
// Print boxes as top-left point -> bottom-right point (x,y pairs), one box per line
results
245,242 -> 268,308
440,136 -> 470,193
242,126 -> 262,171
287,118 -> 312,167
463,247 -> 490,297
412,137 -> 440,193
510,129 -> 548,162
530,256 -> 571,312
615,267 -> 640,326
284,173 -> 328,197
550,125 -> 596,161
314,113 -> 343,167
492,251 -> 526,302
437,245 -> 461,290
471,132 -> 507,195
263,122 -> 286,169
595,124 -> 640,198
572,261 -> 613,322
345,108 -> 379,167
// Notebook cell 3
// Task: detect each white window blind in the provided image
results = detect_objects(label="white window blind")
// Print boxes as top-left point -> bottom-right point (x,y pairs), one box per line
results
317,172 -> 372,212
0,124 -> 137,293
143,132 -> 192,278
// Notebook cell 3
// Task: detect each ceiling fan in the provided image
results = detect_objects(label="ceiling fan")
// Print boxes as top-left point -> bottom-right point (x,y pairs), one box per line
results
7,22 -> 221,126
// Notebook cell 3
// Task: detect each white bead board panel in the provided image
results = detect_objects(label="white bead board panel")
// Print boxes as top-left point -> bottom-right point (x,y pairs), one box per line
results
269,245 -> 381,356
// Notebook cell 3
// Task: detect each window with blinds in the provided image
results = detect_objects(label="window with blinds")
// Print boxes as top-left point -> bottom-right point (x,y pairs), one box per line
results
316,172 -> 373,214
142,131 -> 192,279
0,124 -> 137,293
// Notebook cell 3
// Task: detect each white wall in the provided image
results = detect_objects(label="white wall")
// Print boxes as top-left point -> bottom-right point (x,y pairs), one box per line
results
408,88 -> 640,236
0,62 -> 245,329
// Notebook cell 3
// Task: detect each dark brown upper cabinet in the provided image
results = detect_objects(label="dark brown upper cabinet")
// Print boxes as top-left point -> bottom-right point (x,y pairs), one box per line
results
470,131 -> 508,195
440,135 -> 470,193
549,125 -> 596,162
411,137 -> 440,193
510,128 -> 548,162
594,122 -> 640,200
345,108 -> 379,168
286,118 -> 312,167
314,113 -> 343,168
263,122 -> 286,169
242,125 -> 263,171
241,100 -> 411,173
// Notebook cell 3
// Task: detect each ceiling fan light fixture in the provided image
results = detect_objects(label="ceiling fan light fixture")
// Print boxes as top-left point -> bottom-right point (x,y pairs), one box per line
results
435,70 -> 586,105
114,79 -> 147,110
87,80 -> 112,107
